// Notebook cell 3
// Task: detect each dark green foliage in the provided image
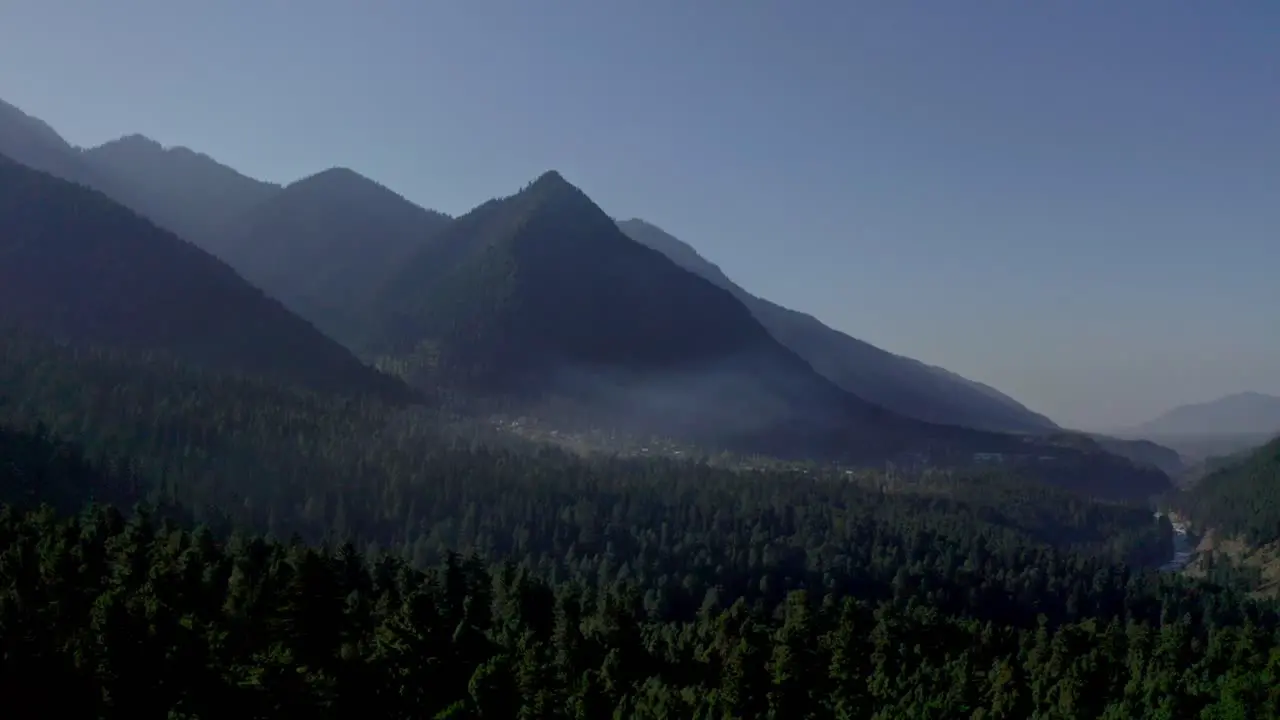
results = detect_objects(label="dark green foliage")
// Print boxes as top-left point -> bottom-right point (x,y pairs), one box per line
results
0,319 -> 1273,718
0,154 -> 410,402
0,500 -> 1276,719
0,423 -> 145,513
1178,436 -> 1280,545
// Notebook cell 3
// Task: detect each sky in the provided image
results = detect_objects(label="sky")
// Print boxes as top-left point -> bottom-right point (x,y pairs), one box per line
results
1,1 -> 1277,430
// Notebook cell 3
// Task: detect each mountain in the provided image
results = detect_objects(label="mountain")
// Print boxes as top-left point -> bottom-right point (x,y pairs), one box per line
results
80,134 -> 281,252
0,99 -> 266,250
363,170 -> 894,456
0,98 -> 119,191
357,172 -> 1160,493
77,132 -> 454,347
0,97 -> 1052,435
1129,392 -> 1280,438
1052,433 -> 1185,477
212,167 -> 453,345
616,219 -> 1057,434
1177,435 -> 1280,547
0,153 -> 408,401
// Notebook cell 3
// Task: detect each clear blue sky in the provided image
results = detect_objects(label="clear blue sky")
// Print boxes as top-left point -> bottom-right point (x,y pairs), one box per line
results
2,1 -> 1277,430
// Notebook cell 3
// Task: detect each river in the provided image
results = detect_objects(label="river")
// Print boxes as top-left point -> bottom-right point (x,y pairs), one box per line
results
1155,511 -> 1195,572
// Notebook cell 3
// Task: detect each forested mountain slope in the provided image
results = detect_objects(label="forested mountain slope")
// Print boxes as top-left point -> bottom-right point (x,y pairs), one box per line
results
0,155 -> 408,401
617,218 -> 1057,434
0,328 -> 1168,549
0,398 -> 1275,717
1177,435 -> 1280,546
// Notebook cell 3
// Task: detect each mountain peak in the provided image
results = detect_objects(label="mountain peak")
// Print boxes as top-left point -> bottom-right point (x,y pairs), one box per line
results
521,169 -> 589,204
105,133 -> 165,151
531,169 -> 569,187
282,168 -> 443,219
300,166 -> 367,184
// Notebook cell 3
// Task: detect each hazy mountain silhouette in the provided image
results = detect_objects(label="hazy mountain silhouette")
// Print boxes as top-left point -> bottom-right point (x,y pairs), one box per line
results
213,167 -> 453,346
364,171 -> 926,456
0,98 -> 1170,496
81,134 -> 281,252
1130,392 -> 1280,438
0,94 -> 1051,437
358,170 -> 1165,493
1049,433 -> 1185,478
0,98 -> 119,191
617,218 -> 1057,433
0,153 -> 408,401
76,129 -> 454,347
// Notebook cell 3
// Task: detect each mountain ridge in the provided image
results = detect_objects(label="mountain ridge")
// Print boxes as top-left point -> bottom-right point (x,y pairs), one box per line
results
80,133 -> 282,252
0,96 -> 1060,436
211,166 -> 453,345
366,170 -> 946,459
0,152 -> 410,402
0,98 -> 123,192
0,98 -> 1172,499
617,218 -> 1057,433
359,170 -> 1170,502
1127,392 -> 1280,438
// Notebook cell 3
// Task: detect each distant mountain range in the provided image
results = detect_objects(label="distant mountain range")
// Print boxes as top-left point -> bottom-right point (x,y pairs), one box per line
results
1126,392 -> 1280,438
0,96 -> 1173,497
0,96 -> 1055,436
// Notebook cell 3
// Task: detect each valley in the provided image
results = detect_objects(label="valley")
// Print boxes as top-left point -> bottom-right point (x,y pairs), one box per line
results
0,86 -> 1276,718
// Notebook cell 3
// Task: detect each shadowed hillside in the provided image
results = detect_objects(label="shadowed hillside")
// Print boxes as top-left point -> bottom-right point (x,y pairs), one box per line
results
213,167 -> 453,345
0,154 -> 409,401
